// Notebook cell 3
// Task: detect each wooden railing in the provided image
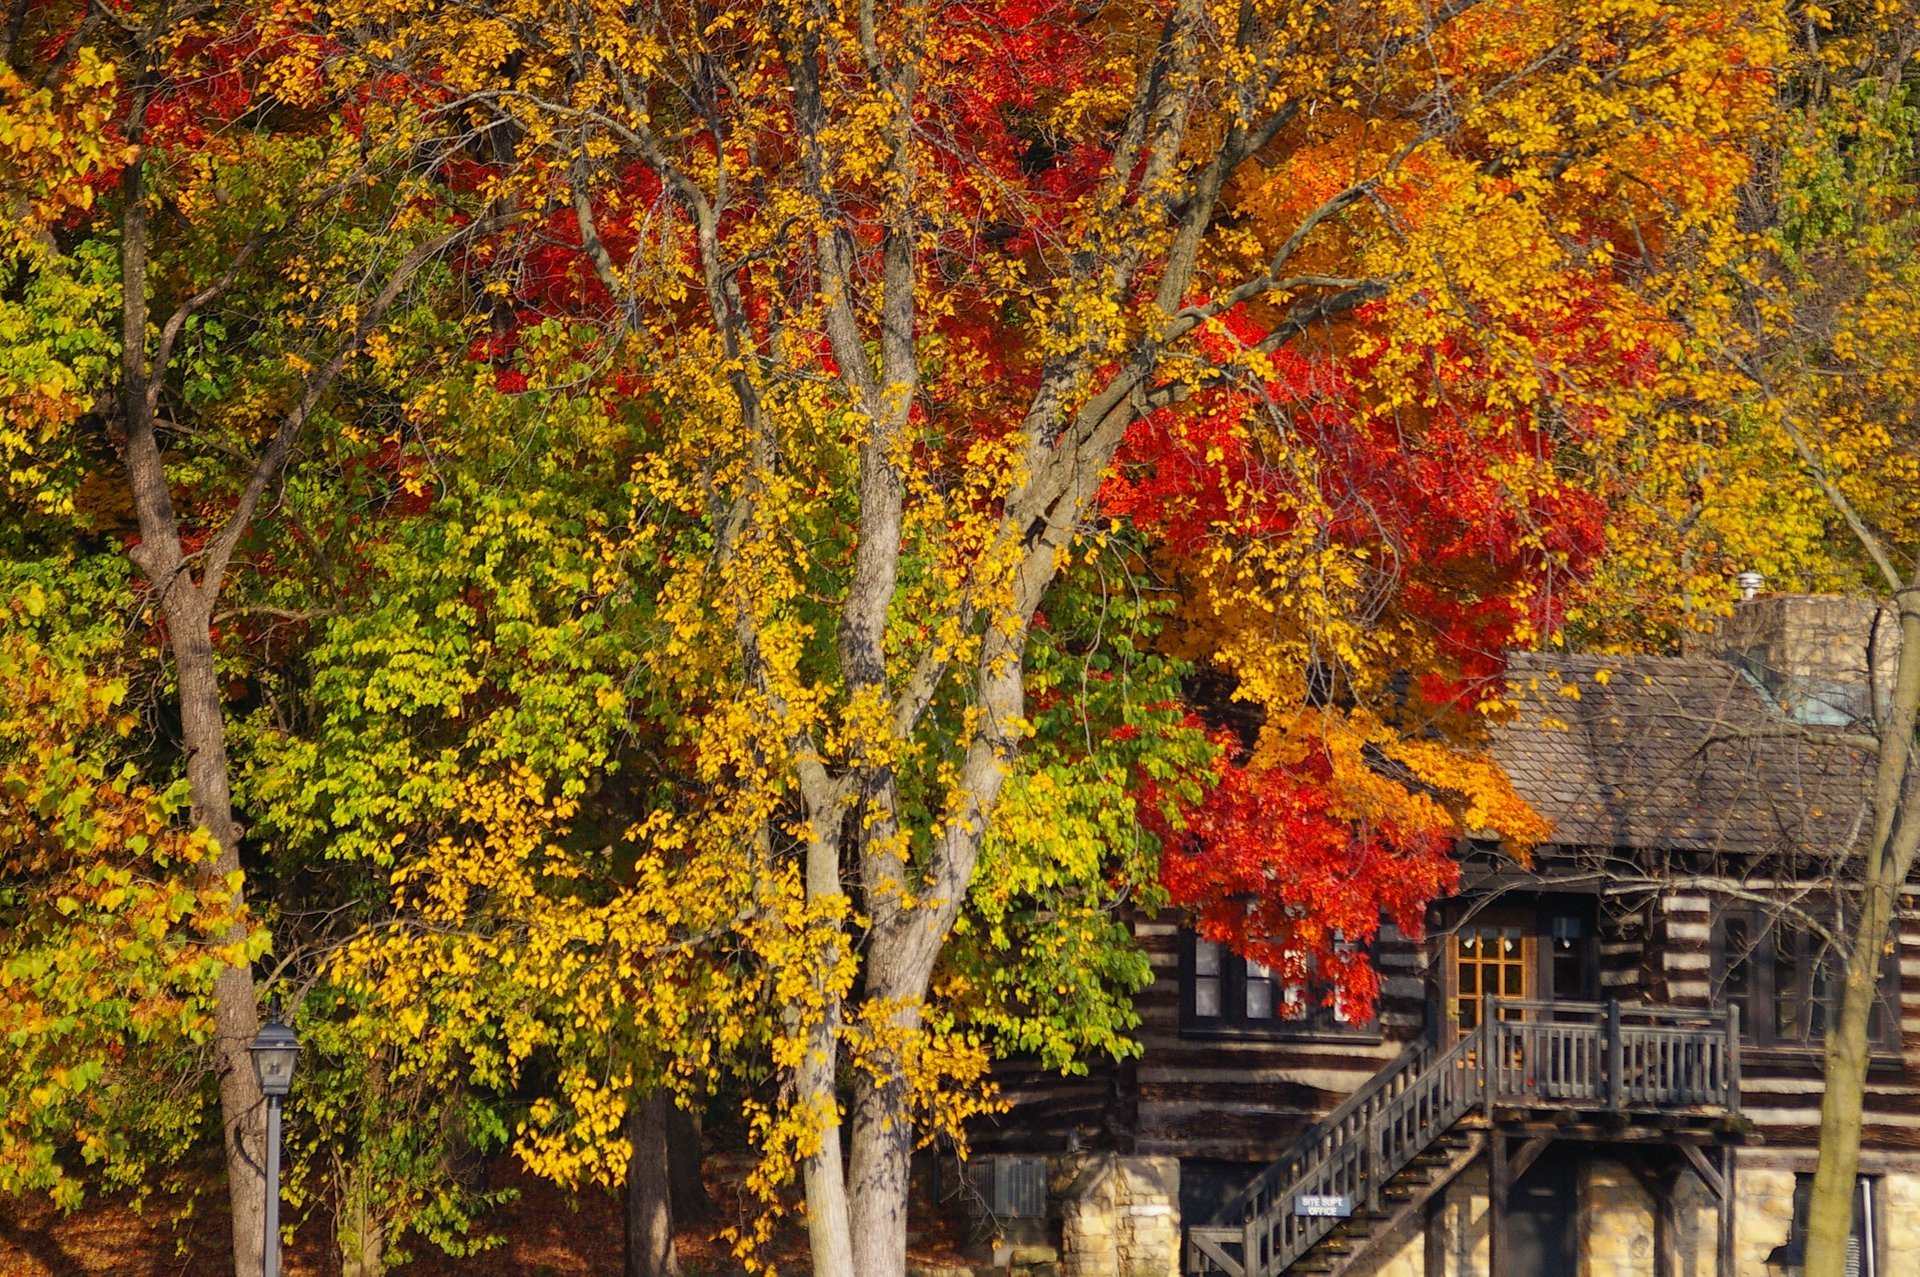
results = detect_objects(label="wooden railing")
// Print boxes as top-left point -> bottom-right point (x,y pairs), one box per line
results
1481,998 -> 1740,1113
1187,998 -> 1740,1277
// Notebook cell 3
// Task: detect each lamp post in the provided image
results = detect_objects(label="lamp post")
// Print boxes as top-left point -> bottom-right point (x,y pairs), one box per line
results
249,1009 -> 301,1277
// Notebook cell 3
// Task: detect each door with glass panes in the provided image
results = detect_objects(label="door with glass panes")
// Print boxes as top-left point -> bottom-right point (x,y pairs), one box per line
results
1444,905 -> 1593,1041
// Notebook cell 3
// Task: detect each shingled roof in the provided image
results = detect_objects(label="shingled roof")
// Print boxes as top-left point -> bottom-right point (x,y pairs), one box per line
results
1492,650 -> 1876,857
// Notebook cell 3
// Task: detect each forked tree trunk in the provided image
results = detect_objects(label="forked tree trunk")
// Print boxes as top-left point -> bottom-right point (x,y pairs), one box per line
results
626,1091 -> 682,1277
117,126 -> 268,1277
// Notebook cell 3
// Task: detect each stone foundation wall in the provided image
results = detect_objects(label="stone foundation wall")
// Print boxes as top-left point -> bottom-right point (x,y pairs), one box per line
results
1053,1155 -> 1180,1277
1731,1158 -> 1920,1276
1032,1152 -> 1920,1276
1581,1160 -> 1655,1275
1730,1165 -> 1796,1275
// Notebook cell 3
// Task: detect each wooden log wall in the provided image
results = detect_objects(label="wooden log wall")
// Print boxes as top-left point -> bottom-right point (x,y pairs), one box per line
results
978,919 -> 1428,1163
1652,888 -> 1920,1164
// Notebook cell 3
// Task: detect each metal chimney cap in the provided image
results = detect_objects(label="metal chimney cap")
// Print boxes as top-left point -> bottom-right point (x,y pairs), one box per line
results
1736,571 -> 1766,601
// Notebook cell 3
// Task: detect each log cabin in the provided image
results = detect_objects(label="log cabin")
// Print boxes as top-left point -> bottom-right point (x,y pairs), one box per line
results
958,593 -> 1917,1277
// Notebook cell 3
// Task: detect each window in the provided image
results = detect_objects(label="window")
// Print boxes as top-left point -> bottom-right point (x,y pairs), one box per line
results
1548,913 -> 1591,1000
1711,909 -> 1899,1052
1181,932 -> 1375,1036
1769,1174 -> 1880,1276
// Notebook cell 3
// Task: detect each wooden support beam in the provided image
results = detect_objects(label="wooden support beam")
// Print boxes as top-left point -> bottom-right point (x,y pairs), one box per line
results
1425,1199 -> 1445,1277
1507,1135 -> 1552,1185
1489,1131 -> 1509,1277
1678,1142 -> 1728,1202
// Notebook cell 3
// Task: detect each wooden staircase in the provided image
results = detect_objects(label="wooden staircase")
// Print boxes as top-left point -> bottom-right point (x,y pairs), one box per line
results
1185,998 -> 1740,1277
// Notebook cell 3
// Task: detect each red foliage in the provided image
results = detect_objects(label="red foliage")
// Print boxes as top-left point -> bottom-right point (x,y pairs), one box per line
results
1145,754 -> 1460,1023
1105,296 -> 1621,1021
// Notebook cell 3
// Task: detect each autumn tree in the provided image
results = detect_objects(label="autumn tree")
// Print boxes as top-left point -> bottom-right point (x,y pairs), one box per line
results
276,1 -> 1797,1273
1719,9 -> 1919,1273
2,1 -> 514,1268
0,560 -> 260,1211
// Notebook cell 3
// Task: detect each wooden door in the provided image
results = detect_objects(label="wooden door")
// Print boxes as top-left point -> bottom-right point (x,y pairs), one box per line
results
1507,1148 -> 1580,1275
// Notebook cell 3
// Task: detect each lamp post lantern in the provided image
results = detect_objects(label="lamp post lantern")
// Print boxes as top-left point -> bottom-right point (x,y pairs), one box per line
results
249,1009 -> 300,1277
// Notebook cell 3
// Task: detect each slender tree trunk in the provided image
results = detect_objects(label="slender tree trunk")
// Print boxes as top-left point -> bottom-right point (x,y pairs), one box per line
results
118,126 -> 268,1277
169,588 -> 268,1277
801,1003 -> 857,1277
1805,923 -> 1878,1274
1806,602 -> 1920,1277
626,1091 -> 682,1277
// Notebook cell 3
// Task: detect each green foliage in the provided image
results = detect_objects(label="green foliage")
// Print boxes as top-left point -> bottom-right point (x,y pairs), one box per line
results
281,982 -> 515,1267
0,240 -> 120,533
944,554 -> 1215,1073
0,556 -> 261,1209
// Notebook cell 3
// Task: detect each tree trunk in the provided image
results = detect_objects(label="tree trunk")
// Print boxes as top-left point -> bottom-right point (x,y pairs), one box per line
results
848,942 -> 931,1277
848,1049 -> 916,1277
1806,603 -> 1920,1277
338,1160 -> 387,1277
1804,939 -> 1875,1276
801,1008 -> 857,1277
170,595 -> 268,1277
666,1103 -> 713,1224
626,1091 -> 682,1277
118,136 -> 267,1277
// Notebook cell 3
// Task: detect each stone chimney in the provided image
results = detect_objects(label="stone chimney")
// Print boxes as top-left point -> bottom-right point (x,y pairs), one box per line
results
1698,594 -> 1900,725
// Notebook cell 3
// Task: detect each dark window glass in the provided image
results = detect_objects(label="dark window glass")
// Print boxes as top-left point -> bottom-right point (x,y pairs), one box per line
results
1550,915 -> 1587,1000
1712,909 -> 1899,1052
1182,931 -> 1374,1036
1721,917 -> 1752,1028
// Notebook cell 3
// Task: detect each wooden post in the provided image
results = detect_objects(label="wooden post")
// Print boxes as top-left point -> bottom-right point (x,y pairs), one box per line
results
1481,995 -> 1496,1106
1727,1003 -> 1742,1112
1364,1110 -> 1379,1214
1425,1198 -> 1446,1277
1488,1130 -> 1509,1277
1606,998 -> 1623,1110
1653,1165 -> 1676,1277
1716,1145 -> 1736,1277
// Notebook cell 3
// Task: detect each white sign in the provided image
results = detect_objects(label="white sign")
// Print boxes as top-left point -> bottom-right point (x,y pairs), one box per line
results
1295,1194 -> 1353,1218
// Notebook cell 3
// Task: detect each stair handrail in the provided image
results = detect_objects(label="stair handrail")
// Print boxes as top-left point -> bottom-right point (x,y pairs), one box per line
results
1198,1027 -> 1432,1233
1232,1024 -> 1485,1277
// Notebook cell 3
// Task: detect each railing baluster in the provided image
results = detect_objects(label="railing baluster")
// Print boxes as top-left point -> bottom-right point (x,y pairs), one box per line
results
1606,999 -> 1622,1110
